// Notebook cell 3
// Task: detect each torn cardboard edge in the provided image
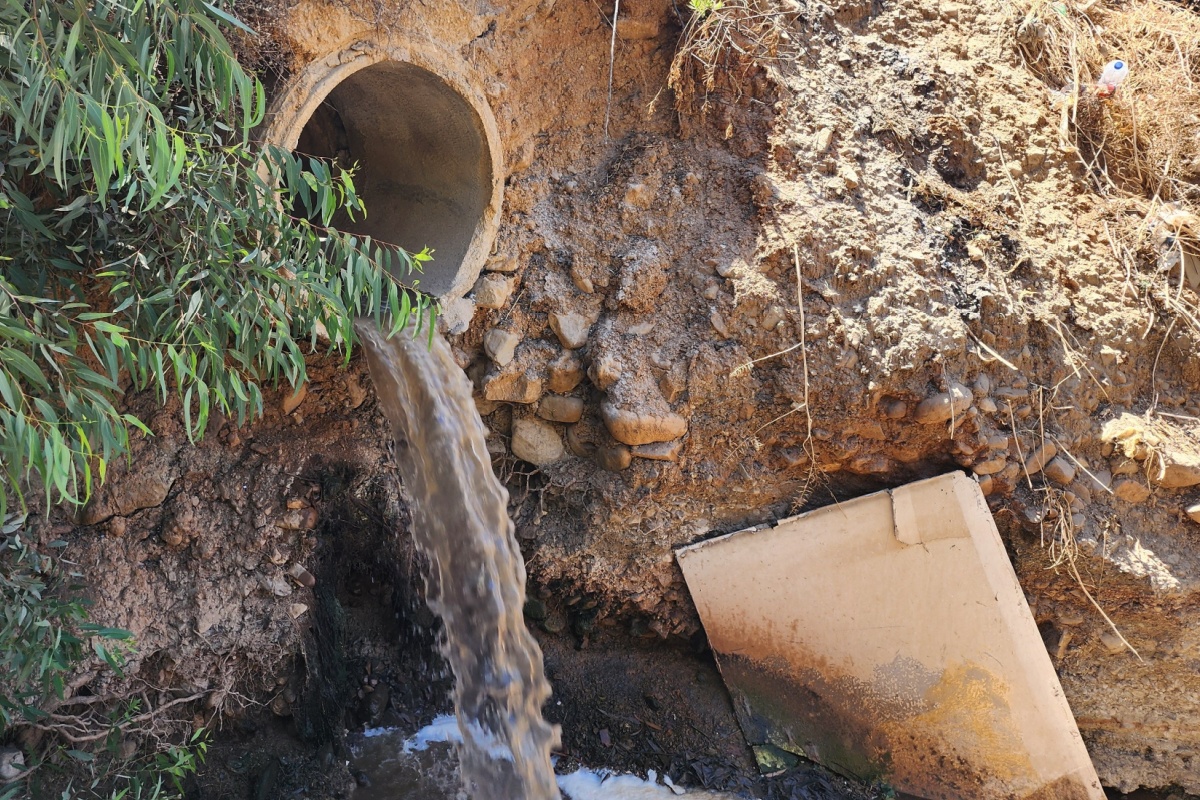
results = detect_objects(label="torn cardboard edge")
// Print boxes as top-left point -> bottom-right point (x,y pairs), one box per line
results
676,471 -> 1104,800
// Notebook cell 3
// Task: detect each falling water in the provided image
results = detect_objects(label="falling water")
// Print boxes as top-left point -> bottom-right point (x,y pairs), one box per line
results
356,321 -> 561,800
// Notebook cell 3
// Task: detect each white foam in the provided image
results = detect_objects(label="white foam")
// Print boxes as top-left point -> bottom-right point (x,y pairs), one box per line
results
362,725 -> 403,739
396,718 -> 753,799
557,767 -> 746,799
401,714 -> 461,752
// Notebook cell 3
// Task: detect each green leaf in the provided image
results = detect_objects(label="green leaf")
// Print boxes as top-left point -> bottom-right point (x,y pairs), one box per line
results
80,625 -> 134,640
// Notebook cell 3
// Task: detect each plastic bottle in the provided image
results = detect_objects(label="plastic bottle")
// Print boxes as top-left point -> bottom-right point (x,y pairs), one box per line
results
1096,60 -> 1129,97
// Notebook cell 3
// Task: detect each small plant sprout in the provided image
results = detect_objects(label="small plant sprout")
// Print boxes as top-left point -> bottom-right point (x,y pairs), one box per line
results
689,0 -> 726,15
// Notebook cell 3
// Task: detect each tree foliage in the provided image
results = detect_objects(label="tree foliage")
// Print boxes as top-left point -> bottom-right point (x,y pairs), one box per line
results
0,0 -> 433,519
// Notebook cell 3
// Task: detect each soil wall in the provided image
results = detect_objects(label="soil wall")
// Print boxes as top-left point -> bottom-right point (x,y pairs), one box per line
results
44,0 -> 1200,792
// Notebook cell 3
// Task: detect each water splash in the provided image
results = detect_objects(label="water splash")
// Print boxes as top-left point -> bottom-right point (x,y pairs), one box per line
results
352,719 -> 755,800
357,321 -> 560,800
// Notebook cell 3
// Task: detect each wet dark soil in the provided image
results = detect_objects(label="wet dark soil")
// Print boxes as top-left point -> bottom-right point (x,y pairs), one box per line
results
183,616 -> 1200,800
186,627 -> 872,800
537,630 -> 875,800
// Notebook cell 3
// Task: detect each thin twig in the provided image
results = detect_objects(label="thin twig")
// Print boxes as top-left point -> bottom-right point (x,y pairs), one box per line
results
967,330 -> 1019,371
794,245 -> 814,459
605,0 -> 620,140
991,134 -> 1028,223
1008,402 -> 1034,491
1067,555 -> 1143,662
1150,317 -> 1177,406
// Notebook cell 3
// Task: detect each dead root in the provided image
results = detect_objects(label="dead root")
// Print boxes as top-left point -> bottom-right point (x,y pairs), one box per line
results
666,0 -> 800,116
27,691 -> 208,746
1041,486 -> 1144,662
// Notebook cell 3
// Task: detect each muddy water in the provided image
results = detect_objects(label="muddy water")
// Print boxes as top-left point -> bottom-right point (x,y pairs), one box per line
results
357,322 -> 560,800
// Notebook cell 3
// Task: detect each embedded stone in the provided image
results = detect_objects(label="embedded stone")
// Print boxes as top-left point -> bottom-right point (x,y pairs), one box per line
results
1043,457 -> 1076,486
548,352 -> 585,393
913,383 -> 973,424
566,424 -> 596,458
1024,442 -> 1058,475
1099,630 -> 1126,655
882,399 -> 908,420
484,328 -> 520,367
601,401 -> 688,446
511,417 -> 564,466
780,448 -> 807,468
849,455 -> 891,474
994,387 -> 1030,401
839,164 -> 861,189
1150,453 -> 1200,489
260,573 -> 293,598
287,563 -> 316,589
1113,479 -> 1151,504
523,598 -> 548,621
709,311 -> 731,339
1081,468 -> 1113,494
1186,503 -> 1200,524
438,296 -> 476,335
973,457 -> 1008,476
815,127 -> 835,153
548,312 -> 591,349
624,182 -> 654,209
632,440 -> 683,462
589,356 -> 623,391
537,395 -> 584,424
346,377 -> 369,409
596,444 -> 632,471
0,747 -> 26,782
81,473 -> 173,525
482,371 -> 543,404
473,274 -> 515,309
760,305 -> 785,331
659,368 -> 686,404
277,507 -> 319,531
487,253 -> 519,273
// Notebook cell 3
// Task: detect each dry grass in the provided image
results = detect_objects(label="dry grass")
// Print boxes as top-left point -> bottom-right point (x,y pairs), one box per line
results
1015,0 -> 1200,315
666,0 -> 799,116
1016,0 -> 1200,196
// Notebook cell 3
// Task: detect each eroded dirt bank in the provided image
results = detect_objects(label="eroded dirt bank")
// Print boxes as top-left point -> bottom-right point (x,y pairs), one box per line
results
26,0 -> 1200,794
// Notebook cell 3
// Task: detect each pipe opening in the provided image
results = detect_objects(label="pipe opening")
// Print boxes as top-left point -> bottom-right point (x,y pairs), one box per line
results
295,60 -> 495,298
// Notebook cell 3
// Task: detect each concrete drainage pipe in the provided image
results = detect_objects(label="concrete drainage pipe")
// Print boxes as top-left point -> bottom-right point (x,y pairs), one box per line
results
265,44 -> 503,300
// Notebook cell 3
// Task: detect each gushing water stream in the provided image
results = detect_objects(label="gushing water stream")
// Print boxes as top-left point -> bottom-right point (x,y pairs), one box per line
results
356,321 -> 561,800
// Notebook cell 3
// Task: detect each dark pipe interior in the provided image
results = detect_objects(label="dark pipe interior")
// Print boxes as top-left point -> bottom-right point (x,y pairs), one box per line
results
297,61 -> 492,297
